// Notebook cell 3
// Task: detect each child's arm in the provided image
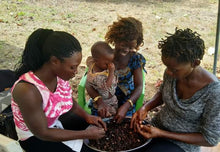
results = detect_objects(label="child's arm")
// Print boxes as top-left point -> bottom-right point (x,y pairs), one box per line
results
106,63 -> 115,88
86,82 -> 112,118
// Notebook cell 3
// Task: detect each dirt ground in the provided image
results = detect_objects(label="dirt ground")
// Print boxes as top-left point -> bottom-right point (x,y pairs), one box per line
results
0,0 -> 219,100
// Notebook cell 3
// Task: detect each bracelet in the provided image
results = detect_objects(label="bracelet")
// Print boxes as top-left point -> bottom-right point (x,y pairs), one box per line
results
93,96 -> 101,102
127,99 -> 133,107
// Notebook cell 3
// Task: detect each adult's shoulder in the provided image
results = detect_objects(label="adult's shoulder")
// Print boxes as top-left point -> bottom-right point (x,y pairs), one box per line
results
208,80 -> 220,93
130,52 -> 145,59
12,81 -> 41,105
202,80 -> 220,110
129,52 -> 146,69
201,68 -> 220,91
203,68 -> 219,81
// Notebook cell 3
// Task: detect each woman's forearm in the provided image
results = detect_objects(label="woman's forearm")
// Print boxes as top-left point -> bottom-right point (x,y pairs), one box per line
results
159,129 -> 212,147
129,84 -> 143,104
130,68 -> 143,104
143,91 -> 163,112
36,127 -> 89,142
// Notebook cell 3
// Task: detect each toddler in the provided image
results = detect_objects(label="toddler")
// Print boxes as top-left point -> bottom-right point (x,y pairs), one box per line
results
86,41 -> 118,117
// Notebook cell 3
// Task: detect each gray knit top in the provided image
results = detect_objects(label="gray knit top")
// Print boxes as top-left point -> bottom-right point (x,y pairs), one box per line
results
151,73 -> 220,152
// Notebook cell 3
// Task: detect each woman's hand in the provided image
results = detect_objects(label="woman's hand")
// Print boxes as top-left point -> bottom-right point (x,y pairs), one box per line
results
97,102 -> 112,118
114,102 -> 130,123
137,124 -> 161,139
85,115 -> 107,131
84,115 -> 107,139
130,106 -> 147,132
85,125 -> 106,139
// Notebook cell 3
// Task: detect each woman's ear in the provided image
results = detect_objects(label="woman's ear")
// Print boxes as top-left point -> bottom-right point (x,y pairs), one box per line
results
50,56 -> 61,66
192,59 -> 201,67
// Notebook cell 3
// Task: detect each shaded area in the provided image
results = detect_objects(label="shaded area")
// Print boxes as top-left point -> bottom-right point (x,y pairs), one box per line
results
0,41 -> 22,70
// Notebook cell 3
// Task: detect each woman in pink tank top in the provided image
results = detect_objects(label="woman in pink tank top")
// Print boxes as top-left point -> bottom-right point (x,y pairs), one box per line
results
11,28 -> 106,152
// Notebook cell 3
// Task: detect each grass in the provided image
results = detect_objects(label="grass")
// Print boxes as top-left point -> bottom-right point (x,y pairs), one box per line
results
0,0 -> 219,98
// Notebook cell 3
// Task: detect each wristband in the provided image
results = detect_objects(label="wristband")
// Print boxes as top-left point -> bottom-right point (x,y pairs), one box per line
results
127,99 -> 133,107
93,96 -> 101,102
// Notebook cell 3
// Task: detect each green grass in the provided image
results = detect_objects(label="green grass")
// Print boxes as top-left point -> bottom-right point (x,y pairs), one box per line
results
0,0 -> 219,78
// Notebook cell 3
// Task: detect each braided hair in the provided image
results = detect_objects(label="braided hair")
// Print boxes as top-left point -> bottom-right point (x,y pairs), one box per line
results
15,28 -> 82,78
158,28 -> 205,63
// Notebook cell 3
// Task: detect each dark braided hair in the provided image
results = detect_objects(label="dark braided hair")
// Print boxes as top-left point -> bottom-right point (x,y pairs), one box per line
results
15,28 -> 82,79
158,28 -> 205,63
105,17 -> 144,49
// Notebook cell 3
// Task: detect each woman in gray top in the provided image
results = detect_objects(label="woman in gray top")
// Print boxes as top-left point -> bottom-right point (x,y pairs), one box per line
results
131,28 -> 220,152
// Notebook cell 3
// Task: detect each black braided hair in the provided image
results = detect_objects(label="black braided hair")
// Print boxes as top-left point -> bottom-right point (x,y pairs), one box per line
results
15,28 -> 82,79
158,28 -> 205,63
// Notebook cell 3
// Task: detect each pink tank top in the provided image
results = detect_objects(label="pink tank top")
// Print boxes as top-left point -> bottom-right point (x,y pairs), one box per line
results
11,71 -> 73,140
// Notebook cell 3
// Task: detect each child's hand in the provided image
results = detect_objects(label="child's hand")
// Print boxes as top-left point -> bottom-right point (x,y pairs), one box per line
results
108,63 -> 115,72
106,63 -> 115,88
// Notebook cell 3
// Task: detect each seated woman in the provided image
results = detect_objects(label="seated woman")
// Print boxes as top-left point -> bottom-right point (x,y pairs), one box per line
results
86,16 -> 146,123
11,28 -> 106,152
131,28 -> 220,152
